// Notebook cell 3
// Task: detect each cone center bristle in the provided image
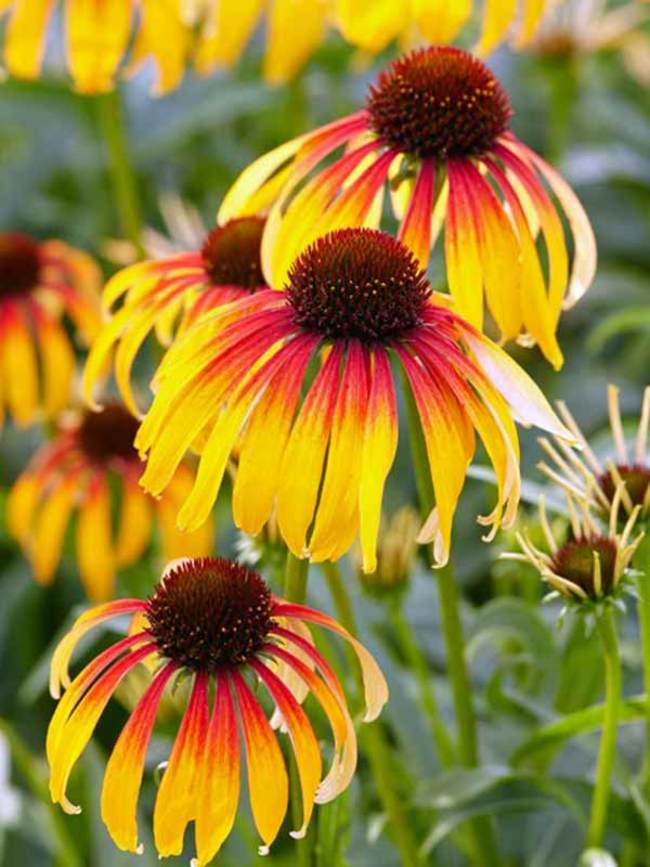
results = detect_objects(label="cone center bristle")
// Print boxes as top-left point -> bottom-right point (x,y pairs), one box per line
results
367,46 -> 512,159
286,228 -> 430,343
201,217 -> 266,290
0,233 -> 41,299
146,558 -> 274,672
551,535 -> 618,599
78,404 -> 140,464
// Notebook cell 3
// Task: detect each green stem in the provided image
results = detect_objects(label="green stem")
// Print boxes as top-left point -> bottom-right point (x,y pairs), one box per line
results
634,530 -> 650,851
0,719 -> 81,867
284,551 -> 311,866
402,373 -> 502,867
322,562 -> 422,867
95,89 -> 144,257
389,600 -> 457,768
284,551 -> 309,603
587,607 -> 621,848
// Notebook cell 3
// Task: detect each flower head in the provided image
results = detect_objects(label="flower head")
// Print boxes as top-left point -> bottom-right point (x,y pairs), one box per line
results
136,228 -> 573,571
47,556 -> 387,864
84,217 -> 268,415
1,1 -> 189,94
0,232 -> 101,430
508,490 -> 643,604
538,385 -> 650,519
7,403 -> 212,600
220,46 -> 596,369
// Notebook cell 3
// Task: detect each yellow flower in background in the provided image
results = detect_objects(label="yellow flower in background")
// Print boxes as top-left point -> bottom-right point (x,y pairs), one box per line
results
47,557 -> 387,864
0,0 -> 188,95
0,232 -> 100,430
193,0 -> 555,84
7,403 -> 212,601
136,228 -> 574,572
538,384 -> 650,518
0,0 -> 555,94
220,46 -> 596,370
83,216 -> 268,416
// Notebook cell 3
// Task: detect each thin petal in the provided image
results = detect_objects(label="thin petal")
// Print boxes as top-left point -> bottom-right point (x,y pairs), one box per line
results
101,661 -> 178,853
359,348 -> 398,573
231,671 -> 289,852
272,602 -> 388,722
276,345 -> 343,557
76,473 -> 115,602
398,159 -> 436,269
114,475 -> 152,567
194,674 -> 241,866
251,660 -> 321,838
153,673 -> 210,857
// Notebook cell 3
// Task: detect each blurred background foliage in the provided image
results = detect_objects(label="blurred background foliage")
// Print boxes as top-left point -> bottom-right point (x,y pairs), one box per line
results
1,4 -> 649,866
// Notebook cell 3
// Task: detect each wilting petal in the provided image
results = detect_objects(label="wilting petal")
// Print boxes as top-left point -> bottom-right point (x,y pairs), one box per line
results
272,602 -> 388,721
32,472 -> 81,585
115,475 -> 152,567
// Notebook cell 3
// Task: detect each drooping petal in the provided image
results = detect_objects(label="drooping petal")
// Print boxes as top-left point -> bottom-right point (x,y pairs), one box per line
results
412,0 -> 471,43
272,602 -> 388,722
267,637 -> 354,803
336,0 -> 408,51
250,659 -> 321,839
194,673 -> 241,866
101,661 -> 178,853
153,673 -> 210,857
114,475 -> 153,567
398,159 -> 436,269
445,162 -> 484,328
233,334 -> 317,536
35,309 -> 76,417
460,326 -> 575,440
49,599 -> 147,699
454,160 -> 522,343
495,141 -> 569,327
0,301 -> 39,425
309,342 -> 369,562
483,156 -> 563,368
514,140 -> 597,309
176,335 -> 296,532
47,633 -> 151,766
397,345 -> 474,566
31,471 -> 80,585
231,671 -> 289,853
276,345 -> 343,557
359,348 -> 398,573
76,473 -> 115,602
155,464 -> 215,560
476,0 -> 517,55
264,0 -> 328,83
49,642 -> 157,814
64,0 -> 132,93
4,0 -> 54,79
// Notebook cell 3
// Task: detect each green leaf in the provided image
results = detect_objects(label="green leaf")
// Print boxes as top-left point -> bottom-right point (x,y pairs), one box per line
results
511,695 -> 647,767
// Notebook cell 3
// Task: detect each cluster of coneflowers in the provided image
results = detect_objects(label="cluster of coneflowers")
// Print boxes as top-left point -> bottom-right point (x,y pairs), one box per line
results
1,6 -> 649,865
